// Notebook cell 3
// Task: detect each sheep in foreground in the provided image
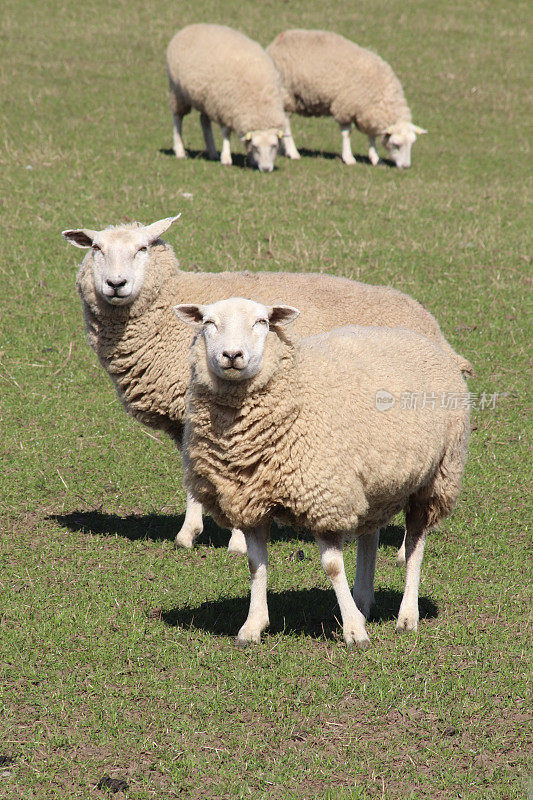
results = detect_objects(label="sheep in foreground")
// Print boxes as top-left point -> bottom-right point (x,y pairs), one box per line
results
62,215 -> 473,555
176,298 -> 470,646
167,24 -> 286,172
267,29 -> 427,168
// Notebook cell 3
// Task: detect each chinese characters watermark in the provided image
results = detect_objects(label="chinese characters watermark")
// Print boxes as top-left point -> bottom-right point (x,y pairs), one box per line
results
375,390 -> 507,412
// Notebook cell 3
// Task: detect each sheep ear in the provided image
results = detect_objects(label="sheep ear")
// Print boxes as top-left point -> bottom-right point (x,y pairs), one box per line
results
173,304 -> 205,326
144,214 -> 182,244
412,124 -> 427,135
62,229 -> 98,248
241,132 -> 252,142
278,130 -> 283,139
383,126 -> 393,136
268,305 -> 300,327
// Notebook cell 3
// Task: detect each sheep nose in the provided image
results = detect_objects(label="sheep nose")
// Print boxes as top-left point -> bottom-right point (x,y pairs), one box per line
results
106,277 -> 127,289
222,350 -> 244,364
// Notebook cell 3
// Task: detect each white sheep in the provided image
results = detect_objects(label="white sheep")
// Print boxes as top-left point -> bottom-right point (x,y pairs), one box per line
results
176,298 -> 470,646
267,29 -> 427,168
166,24 -> 286,172
62,216 -> 472,556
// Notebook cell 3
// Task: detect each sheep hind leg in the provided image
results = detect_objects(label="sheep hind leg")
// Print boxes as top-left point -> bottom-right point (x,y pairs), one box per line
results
200,113 -> 218,160
220,126 -> 232,166
396,508 -> 428,633
174,489 -> 203,549
352,529 -> 379,619
339,123 -> 356,165
172,113 -> 187,159
318,535 -> 370,648
236,525 -> 270,645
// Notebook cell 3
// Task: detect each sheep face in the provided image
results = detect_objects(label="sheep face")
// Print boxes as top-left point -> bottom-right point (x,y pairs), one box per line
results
62,215 -> 180,306
174,297 -> 299,381
242,130 -> 283,173
382,122 -> 426,169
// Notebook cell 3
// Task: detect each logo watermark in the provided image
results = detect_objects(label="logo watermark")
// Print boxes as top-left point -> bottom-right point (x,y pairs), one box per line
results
375,390 -> 507,412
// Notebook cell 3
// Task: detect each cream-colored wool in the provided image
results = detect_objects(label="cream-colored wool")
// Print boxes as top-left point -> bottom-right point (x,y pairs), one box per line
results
70,219 -> 472,549
267,29 -> 426,167
181,307 -> 470,646
167,24 -> 286,171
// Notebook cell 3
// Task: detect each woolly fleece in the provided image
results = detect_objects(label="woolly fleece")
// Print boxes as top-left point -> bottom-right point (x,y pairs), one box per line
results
267,29 -> 411,135
183,323 -> 470,537
167,24 -> 285,138
75,231 -> 473,454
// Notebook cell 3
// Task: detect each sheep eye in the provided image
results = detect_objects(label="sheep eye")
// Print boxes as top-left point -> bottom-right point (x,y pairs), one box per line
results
255,318 -> 268,327
92,243 -> 101,251
137,245 -> 148,253
204,319 -> 217,328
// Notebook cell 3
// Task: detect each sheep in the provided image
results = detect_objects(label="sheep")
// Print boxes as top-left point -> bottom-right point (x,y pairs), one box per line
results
175,297 -> 470,647
267,29 -> 427,168
62,215 -> 473,556
166,24 -> 286,172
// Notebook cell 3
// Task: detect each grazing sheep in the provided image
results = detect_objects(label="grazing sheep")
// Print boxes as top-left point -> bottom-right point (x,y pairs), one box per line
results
62,216 -> 472,554
267,29 -> 427,168
176,298 -> 470,646
166,24 -> 286,172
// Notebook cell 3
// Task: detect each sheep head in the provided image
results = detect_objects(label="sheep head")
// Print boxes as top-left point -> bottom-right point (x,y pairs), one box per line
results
174,297 -> 299,381
241,129 -> 283,173
381,122 -> 427,169
62,215 -> 181,306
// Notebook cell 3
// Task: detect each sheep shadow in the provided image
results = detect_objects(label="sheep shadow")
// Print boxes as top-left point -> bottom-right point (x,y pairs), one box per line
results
159,147 -> 256,170
295,148 -> 396,168
51,511 -> 404,554
162,586 -> 438,640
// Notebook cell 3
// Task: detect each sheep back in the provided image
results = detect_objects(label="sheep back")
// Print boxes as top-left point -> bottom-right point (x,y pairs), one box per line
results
267,29 -> 411,135
167,24 -> 285,136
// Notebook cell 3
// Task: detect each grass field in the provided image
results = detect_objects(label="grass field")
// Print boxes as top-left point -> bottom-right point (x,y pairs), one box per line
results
1,0 -> 531,797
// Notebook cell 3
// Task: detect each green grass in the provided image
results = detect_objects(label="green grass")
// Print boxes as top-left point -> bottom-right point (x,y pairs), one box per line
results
0,0 -> 531,797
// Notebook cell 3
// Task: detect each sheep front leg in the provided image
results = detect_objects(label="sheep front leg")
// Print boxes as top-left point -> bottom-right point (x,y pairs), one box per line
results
236,525 -> 269,645
352,529 -> 379,618
174,489 -> 203,549
281,116 -> 301,160
200,113 -> 218,160
396,511 -> 427,632
368,136 -> 381,166
172,113 -> 187,159
339,123 -> 356,165
318,535 -> 370,648
220,126 -> 233,166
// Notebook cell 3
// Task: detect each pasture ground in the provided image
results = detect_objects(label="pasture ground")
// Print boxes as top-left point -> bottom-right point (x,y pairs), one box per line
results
0,0 -> 531,797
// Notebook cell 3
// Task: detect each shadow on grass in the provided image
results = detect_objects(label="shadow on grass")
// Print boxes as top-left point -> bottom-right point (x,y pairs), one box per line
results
159,147 -> 254,170
162,586 -> 437,640
50,512 -> 404,552
295,148 -> 396,168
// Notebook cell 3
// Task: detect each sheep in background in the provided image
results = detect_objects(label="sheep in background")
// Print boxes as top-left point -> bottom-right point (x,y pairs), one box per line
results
62,215 -> 472,555
267,29 -> 427,168
167,24 -> 286,172
176,298 -> 470,646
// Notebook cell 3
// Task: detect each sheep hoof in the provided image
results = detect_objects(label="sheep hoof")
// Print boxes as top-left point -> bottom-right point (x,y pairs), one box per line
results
342,155 -> 357,166
174,529 -> 201,550
344,632 -> 370,649
235,637 -> 252,649
395,615 -> 418,633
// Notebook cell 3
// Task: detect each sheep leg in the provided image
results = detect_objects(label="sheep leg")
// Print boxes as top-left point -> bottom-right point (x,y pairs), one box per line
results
368,136 -> 381,166
396,512 -> 427,632
352,529 -> 379,618
227,528 -> 247,555
200,113 -> 218,160
339,123 -> 356,165
220,126 -> 233,166
236,526 -> 269,645
318,536 -> 370,648
172,113 -> 187,159
174,489 -> 203,549
396,531 -> 406,566
281,116 -> 301,160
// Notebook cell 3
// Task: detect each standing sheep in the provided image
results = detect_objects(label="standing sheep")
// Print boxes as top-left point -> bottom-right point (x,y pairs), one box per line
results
175,298 -> 470,646
62,215 -> 473,555
167,24 -> 286,172
267,29 -> 427,168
